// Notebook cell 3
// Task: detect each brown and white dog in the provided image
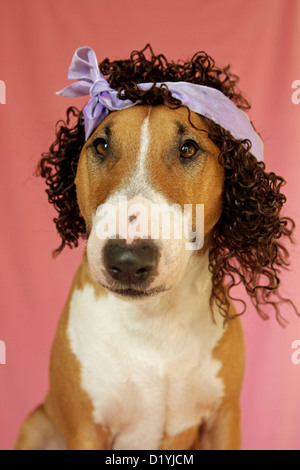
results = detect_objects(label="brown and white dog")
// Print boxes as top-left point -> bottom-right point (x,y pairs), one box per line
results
15,105 -> 243,450
15,47 -> 294,450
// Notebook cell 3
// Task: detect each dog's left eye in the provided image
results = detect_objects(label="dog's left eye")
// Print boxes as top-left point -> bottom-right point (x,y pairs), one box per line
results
94,138 -> 108,156
180,141 -> 198,159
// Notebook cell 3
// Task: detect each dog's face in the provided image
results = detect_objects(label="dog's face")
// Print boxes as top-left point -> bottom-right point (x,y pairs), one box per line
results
75,105 -> 224,299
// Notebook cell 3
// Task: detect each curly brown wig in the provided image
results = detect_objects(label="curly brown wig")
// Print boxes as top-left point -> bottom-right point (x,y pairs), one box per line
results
37,44 -> 297,324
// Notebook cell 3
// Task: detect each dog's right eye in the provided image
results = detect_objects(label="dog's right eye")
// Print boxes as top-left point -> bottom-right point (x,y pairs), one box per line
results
94,138 -> 108,156
180,140 -> 199,160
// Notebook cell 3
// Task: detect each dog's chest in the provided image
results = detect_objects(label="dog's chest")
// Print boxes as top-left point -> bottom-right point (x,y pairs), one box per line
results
67,284 -> 225,450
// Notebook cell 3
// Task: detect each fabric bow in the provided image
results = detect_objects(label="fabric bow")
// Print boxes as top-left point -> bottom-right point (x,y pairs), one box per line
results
56,47 -> 134,140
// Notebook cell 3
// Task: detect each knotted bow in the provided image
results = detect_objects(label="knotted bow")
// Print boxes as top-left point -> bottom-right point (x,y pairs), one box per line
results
56,47 -> 134,140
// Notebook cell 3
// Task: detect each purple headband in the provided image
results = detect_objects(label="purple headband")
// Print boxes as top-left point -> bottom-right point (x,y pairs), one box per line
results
57,47 -> 263,161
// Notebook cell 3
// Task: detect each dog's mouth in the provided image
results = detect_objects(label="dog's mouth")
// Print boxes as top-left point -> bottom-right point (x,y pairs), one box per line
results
99,282 -> 169,299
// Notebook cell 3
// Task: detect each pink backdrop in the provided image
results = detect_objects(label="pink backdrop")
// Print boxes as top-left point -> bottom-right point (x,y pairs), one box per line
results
1,0 -> 300,450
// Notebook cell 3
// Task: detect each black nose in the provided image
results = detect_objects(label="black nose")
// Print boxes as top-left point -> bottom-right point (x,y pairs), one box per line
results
103,239 -> 159,285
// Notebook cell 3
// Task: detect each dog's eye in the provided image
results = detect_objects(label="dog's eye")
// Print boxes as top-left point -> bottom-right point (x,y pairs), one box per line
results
180,141 -> 198,159
94,138 -> 108,156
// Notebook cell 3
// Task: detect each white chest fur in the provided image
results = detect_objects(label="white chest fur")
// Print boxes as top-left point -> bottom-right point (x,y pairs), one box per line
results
67,266 -> 226,450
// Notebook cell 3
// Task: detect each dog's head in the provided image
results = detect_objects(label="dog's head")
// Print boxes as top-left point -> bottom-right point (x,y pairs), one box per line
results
76,105 -> 223,300
38,45 -> 296,323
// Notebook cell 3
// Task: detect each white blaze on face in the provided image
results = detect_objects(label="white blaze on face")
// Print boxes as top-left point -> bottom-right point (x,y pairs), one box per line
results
86,113 -> 201,295
136,113 -> 151,182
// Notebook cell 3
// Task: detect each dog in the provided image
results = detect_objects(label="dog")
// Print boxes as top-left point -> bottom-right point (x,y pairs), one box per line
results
15,45 -> 295,450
